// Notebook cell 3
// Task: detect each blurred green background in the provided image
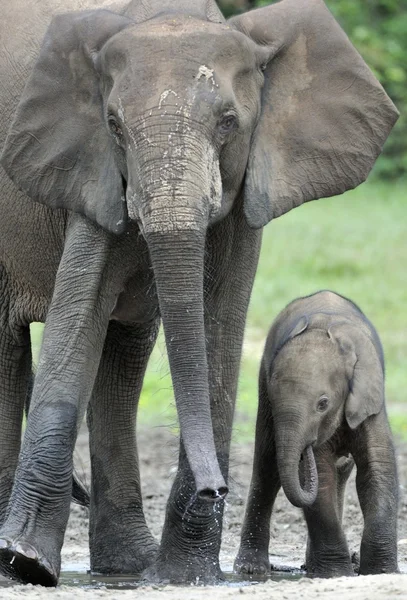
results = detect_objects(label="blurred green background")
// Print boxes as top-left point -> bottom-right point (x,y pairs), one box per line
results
30,0 -> 407,441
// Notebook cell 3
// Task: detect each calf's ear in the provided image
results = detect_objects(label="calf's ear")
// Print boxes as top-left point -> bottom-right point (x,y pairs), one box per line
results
329,324 -> 384,430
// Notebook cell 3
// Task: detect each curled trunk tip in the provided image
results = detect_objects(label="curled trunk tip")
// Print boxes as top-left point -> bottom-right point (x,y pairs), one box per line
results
278,443 -> 318,508
299,445 -> 318,506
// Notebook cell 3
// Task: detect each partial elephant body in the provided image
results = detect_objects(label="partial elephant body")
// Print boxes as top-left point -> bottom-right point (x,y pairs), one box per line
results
0,0 -> 398,587
235,291 -> 398,578
0,0 -> 124,296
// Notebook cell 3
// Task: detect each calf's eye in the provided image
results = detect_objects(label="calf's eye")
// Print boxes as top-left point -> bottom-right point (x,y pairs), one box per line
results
317,396 -> 329,412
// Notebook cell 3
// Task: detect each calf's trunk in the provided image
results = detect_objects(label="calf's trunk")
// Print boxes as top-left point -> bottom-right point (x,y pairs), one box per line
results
275,420 -> 318,508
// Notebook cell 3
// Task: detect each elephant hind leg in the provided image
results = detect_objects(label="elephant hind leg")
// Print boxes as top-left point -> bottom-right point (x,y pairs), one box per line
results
303,447 -> 353,578
88,319 -> 160,575
0,285 -> 32,525
352,411 -> 398,575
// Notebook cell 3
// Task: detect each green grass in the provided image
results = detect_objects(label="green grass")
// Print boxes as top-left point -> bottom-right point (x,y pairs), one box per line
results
30,179 -> 407,439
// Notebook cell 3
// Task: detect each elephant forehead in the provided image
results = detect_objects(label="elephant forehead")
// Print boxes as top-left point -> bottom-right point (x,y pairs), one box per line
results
109,68 -> 223,123
102,19 -> 259,80
270,364 -> 347,403
274,334 -> 345,380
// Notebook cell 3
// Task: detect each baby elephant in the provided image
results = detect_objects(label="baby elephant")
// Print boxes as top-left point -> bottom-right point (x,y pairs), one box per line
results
235,291 -> 398,578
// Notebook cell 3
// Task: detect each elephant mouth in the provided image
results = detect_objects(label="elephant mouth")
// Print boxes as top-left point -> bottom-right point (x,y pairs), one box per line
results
299,445 -> 318,501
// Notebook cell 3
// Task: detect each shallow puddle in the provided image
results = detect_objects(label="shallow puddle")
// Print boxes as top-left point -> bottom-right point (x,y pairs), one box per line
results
57,569 -> 304,590
0,562 -> 304,590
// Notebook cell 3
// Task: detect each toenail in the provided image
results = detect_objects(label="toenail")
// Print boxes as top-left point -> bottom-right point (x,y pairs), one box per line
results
15,542 -> 37,560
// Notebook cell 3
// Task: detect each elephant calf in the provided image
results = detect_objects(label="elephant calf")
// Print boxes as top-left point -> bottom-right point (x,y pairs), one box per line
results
235,290 -> 398,578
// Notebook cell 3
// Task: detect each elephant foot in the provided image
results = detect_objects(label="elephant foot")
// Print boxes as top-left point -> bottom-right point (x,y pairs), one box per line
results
305,544 -> 355,579
234,548 -> 270,575
306,560 -> 354,579
90,537 -> 158,575
147,478 -> 225,584
359,533 -> 398,574
359,559 -> 399,575
0,538 -> 58,586
143,552 -> 223,585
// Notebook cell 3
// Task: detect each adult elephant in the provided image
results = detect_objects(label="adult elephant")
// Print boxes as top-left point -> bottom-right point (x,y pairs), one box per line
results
0,0 -> 398,587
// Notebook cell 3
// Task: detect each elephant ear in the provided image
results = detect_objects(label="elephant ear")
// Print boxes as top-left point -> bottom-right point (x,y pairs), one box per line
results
0,10 -> 132,234
287,315 -> 308,340
229,0 -> 399,229
329,324 -> 384,430
265,314 -> 308,370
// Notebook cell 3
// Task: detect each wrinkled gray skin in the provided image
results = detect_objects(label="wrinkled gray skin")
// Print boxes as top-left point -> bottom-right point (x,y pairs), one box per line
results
235,291 -> 398,578
0,0 -> 398,588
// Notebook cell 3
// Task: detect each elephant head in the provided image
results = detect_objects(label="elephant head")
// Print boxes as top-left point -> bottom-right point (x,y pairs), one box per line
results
0,0 -> 397,501
267,314 -> 384,508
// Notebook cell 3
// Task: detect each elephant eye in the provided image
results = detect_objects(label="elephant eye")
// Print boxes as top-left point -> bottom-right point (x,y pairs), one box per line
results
108,117 -> 123,138
218,113 -> 237,135
317,396 -> 329,412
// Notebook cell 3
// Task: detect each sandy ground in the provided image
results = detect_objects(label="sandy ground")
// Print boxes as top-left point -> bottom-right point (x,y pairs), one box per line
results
1,423 -> 407,599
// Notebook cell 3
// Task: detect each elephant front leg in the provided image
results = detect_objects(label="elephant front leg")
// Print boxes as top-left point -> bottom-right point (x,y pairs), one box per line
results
303,447 -> 354,578
143,215 -> 262,584
352,411 -> 398,575
88,319 -> 160,575
0,218 -> 117,586
234,366 -> 280,575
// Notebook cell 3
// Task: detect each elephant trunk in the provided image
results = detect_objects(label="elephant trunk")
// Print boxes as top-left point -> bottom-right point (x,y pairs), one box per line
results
275,418 -> 318,508
146,227 -> 227,502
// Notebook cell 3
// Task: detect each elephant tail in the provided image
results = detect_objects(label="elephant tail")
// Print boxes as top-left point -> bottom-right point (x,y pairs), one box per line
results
72,471 -> 90,507
26,372 -> 90,508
